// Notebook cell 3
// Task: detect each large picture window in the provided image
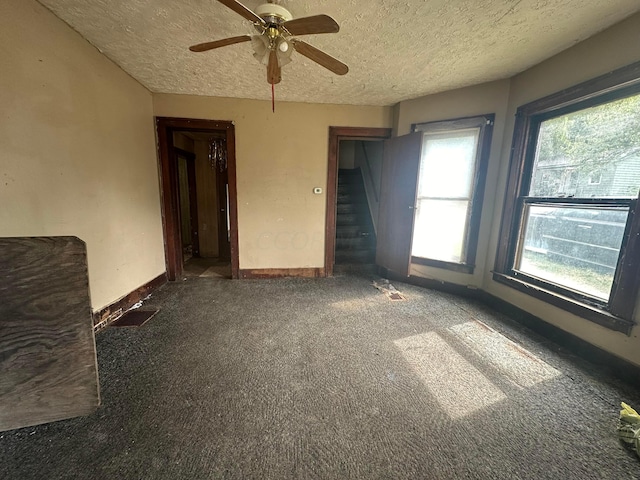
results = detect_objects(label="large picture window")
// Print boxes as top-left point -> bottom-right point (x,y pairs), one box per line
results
411,115 -> 493,273
495,62 -> 640,333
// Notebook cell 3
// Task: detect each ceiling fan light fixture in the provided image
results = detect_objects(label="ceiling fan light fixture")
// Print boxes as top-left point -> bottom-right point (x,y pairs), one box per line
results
277,44 -> 293,67
251,34 -> 271,65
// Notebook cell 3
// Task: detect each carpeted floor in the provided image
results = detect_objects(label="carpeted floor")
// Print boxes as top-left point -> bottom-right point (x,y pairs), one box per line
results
1,273 -> 639,479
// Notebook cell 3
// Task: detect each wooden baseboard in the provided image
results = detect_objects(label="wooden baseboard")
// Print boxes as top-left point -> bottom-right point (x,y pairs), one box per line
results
93,273 -> 167,331
385,271 -> 483,299
239,268 -> 326,279
479,292 -> 640,382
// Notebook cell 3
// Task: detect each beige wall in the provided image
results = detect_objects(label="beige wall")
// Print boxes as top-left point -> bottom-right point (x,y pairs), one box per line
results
0,0 -> 165,311
153,95 -> 393,269
395,80 -> 511,287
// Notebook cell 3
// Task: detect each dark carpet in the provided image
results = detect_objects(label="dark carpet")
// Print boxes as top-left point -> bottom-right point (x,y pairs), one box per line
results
1,274 -> 639,479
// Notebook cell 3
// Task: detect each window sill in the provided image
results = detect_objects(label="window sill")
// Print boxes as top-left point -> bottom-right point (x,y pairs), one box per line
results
412,256 -> 475,274
492,272 -> 635,335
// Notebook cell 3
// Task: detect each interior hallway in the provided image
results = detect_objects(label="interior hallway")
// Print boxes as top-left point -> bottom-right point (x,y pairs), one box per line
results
1,274 -> 639,479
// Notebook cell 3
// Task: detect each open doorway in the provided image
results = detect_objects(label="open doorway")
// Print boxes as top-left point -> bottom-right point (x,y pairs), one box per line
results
325,127 -> 392,276
156,117 -> 239,280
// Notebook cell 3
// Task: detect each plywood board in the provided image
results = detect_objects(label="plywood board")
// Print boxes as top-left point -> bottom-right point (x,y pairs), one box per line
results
0,237 -> 100,431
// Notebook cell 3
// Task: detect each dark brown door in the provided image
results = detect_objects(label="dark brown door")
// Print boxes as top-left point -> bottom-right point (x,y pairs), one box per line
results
376,132 -> 423,277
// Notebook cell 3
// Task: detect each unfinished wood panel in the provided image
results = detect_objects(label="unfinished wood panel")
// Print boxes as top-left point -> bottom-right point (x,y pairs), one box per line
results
0,237 -> 100,431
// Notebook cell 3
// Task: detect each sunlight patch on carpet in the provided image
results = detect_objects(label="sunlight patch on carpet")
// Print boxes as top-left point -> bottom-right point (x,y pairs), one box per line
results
395,332 -> 506,419
448,320 -> 561,388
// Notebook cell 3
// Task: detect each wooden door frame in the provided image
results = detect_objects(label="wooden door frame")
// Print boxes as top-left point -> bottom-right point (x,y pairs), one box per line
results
325,127 -> 392,276
156,117 -> 239,280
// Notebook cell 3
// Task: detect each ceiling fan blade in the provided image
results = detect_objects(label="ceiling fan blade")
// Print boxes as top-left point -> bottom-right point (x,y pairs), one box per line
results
292,40 -> 349,75
189,35 -> 252,52
267,50 -> 281,84
283,14 -> 339,36
216,0 -> 265,25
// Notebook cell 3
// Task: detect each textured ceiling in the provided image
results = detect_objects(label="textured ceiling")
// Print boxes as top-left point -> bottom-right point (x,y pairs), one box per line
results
37,0 -> 640,106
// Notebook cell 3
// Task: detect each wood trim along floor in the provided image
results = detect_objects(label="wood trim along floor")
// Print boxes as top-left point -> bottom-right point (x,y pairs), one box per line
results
93,273 -> 167,332
239,268 -> 326,279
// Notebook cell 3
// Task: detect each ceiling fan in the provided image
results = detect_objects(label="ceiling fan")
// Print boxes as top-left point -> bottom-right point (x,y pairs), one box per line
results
189,0 -> 349,86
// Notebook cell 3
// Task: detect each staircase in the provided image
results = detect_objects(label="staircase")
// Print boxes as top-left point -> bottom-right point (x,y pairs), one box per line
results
335,168 -> 376,265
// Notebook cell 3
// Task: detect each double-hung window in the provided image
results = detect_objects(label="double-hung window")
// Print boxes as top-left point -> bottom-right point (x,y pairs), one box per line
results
410,115 -> 494,273
495,62 -> 640,333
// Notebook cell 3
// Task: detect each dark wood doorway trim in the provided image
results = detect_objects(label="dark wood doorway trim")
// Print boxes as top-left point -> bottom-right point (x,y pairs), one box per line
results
156,117 -> 239,280
325,126 -> 392,276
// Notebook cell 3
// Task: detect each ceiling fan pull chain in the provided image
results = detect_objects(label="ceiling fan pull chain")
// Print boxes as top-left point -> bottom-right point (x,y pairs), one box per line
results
272,82 -> 275,113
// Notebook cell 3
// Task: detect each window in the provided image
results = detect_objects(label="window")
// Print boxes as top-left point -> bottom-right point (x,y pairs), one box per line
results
495,62 -> 640,334
588,171 -> 602,186
410,115 -> 494,273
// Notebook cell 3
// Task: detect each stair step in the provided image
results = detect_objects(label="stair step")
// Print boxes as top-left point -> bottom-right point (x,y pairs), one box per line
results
338,168 -> 361,175
337,192 -> 367,203
335,168 -> 375,265
338,177 -> 363,185
336,236 -> 375,250
337,225 -> 372,237
337,183 -> 365,195
338,168 -> 362,179
335,249 -> 376,264
336,203 -> 369,215
333,263 -> 377,276
337,213 -> 366,226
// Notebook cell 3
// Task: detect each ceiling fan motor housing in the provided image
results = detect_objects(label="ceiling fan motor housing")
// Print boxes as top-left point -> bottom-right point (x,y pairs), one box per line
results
254,3 -> 293,23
